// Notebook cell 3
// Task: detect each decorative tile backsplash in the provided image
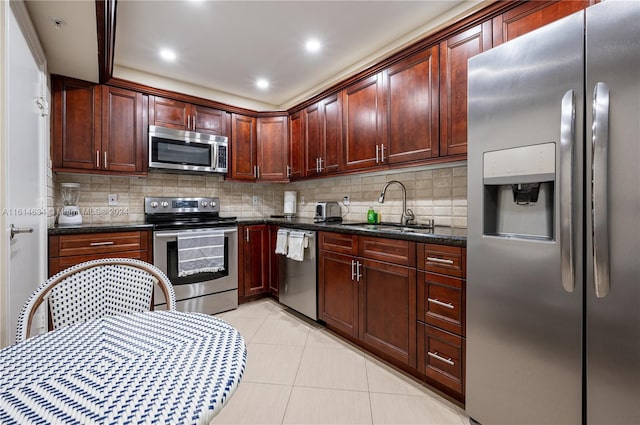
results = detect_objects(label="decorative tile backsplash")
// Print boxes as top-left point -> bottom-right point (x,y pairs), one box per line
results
51,164 -> 467,228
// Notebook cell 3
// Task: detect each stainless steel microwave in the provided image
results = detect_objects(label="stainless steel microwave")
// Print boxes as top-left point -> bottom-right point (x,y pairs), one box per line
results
148,125 -> 228,173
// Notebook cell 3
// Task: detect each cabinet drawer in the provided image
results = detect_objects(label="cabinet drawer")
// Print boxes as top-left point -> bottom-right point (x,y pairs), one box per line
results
418,323 -> 464,396
418,243 -> 465,277
359,236 -> 415,267
53,232 -> 148,257
418,272 -> 465,336
319,232 -> 357,255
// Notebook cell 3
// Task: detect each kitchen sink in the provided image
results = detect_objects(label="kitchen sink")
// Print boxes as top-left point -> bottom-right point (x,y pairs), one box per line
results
340,222 -> 436,234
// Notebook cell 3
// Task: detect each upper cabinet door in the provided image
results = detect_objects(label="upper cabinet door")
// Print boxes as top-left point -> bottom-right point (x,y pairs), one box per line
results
493,0 -> 594,46
304,102 -> 323,176
230,113 -> 257,181
192,105 -> 229,136
101,86 -> 147,173
343,74 -> 386,171
439,22 -> 492,157
257,116 -> 288,182
322,93 -> 342,174
384,46 -> 439,164
149,96 -> 188,130
288,111 -> 305,180
52,76 -> 101,171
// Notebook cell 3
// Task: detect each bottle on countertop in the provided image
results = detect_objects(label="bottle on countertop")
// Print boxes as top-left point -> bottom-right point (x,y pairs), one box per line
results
367,206 -> 376,224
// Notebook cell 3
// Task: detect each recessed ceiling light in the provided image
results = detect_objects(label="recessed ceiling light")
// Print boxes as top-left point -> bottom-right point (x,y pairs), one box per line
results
256,79 -> 269,90
160,49 -> 176,61
305,38 -> 321,53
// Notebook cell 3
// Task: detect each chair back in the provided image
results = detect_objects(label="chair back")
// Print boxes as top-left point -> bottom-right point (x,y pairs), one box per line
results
16,258 -> 176,341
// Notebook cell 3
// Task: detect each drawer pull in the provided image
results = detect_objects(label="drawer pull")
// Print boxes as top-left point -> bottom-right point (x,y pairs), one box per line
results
427,298 -> 455,310
89,241 -> 115,247
428,351 -> 455,366
427,256 -> 454,265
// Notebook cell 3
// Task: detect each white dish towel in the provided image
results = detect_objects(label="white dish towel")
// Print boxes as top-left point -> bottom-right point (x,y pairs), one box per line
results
177,230 -> 225,277
287,231 -> 308,261
275,229 -> 289,255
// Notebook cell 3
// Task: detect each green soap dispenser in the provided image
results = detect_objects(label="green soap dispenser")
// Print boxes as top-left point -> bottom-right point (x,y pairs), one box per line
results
367,206 -> 376,224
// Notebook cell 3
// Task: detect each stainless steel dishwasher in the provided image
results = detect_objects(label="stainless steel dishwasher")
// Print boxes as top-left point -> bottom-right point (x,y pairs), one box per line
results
278,229 -> 317,320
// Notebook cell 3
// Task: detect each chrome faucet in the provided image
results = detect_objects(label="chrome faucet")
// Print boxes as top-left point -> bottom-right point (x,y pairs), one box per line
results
378,180 -> 415,225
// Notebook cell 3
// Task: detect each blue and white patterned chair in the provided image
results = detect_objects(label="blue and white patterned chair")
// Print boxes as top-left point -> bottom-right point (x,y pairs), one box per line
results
16,258 -> 177,341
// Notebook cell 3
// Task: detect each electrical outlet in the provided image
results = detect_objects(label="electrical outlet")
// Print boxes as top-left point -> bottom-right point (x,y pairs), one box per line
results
252,195 -> 258,205
300,196 -> 305,205
108,194 -> 117,206
343,195 -> 350,206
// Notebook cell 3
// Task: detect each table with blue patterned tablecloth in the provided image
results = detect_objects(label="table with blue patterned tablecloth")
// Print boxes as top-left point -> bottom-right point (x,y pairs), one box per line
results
0,311 -> 247,424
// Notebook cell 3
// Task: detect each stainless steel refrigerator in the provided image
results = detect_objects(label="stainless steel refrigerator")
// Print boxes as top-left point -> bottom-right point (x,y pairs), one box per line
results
466,1 -> 639,424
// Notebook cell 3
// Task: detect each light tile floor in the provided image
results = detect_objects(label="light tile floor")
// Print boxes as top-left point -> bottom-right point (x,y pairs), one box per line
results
211,298 -> 471,425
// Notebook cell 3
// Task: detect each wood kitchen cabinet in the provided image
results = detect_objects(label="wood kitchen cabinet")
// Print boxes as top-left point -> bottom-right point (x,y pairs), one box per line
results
230,114 -> 258,181
383,46 -> 440,164
288,111 -> 305,180
268,225 -> 280,297
343,74 -> 386,171
257,116 -> 289,182
304,93 -> 342,176
318,232 -> 417,367
239,225 -> 270,298
52,76 -> 147,175
416,243 -> 467,401
48,231 -> 152,276
492,0 -> 595,46
149,96 -> 229,136
439,22 -> 492,157
231,114 -> 288,182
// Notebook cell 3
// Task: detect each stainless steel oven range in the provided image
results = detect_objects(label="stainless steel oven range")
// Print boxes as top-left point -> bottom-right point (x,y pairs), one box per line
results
145,196 -> 238,315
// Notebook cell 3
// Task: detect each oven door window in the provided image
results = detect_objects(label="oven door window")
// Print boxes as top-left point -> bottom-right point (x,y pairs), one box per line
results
152,137 -> 213,167
166,238 -> 229,284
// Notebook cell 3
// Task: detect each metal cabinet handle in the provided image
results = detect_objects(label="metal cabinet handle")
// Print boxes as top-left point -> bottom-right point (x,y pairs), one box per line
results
356,261 -> 362,281
318,157 -> 323,172
351,260 -> 356,281
375,145 -> 379,163
192,115 -> 196,131
427,298 -> 455,310
187,115 -> 191,130
428,351 -> 455,366
426,257 -> 454,265
286,165 -> 291,178
592,82 -> 610,298
560,89 -> 576,293
381,144 -> 386,162
90,241 -> 114,246
104,151 -> 108,169
245,228 -> 250,242
96,150 -> 100,168
10,224 -> 33,240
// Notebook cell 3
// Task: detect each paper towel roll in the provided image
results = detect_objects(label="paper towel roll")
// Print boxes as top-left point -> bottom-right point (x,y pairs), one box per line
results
284,191 -> 297,216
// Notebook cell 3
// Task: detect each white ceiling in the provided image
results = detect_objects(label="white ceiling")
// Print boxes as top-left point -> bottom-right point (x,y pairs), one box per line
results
25,0 -> 488,111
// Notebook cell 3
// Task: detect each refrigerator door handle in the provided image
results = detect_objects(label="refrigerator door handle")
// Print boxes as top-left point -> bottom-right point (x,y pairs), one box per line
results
592,82 -> 610,298
560,89 -> 576,293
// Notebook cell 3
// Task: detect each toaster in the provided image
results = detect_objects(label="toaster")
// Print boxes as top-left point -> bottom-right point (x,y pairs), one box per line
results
315,201 -> 342,222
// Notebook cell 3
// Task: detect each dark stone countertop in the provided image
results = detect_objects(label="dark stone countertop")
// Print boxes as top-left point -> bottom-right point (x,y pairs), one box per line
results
48,222 -> 154,235
237,217 -> 467,247
49,217 -> 466,247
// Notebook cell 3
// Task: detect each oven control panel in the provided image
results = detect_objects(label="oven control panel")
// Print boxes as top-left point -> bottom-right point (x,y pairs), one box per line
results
145,197 -> 220,214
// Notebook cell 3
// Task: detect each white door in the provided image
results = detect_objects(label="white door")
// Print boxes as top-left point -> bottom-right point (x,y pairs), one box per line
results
1,2 -> 47,346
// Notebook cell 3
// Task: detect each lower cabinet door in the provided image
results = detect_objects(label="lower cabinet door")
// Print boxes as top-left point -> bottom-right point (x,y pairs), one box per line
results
360,258 -> 416,367
417,322 -> 465,398
318,250 -> 358,337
